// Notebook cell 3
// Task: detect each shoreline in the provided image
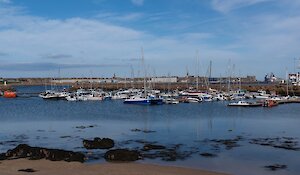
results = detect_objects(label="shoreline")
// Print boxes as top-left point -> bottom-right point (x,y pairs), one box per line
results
0,159 -> 229,175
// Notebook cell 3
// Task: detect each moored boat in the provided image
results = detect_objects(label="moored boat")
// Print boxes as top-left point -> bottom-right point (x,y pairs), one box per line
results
3,91 -> 17,98
186,97 -> 202,103
262,99 -> 278,107
228,101 -> 262,107
164,98 -> 179,104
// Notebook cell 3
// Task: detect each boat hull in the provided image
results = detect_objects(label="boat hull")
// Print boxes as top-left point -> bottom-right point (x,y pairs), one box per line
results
124,99 -> 151,104
124,98 -> 163,105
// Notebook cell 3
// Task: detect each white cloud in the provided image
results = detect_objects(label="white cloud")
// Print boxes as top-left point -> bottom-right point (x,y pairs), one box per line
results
131,0 -> 144,6
212,0 -> 271,13
0,6 -> 238,77
96,12 -> 143,22
1,1 -> 300,78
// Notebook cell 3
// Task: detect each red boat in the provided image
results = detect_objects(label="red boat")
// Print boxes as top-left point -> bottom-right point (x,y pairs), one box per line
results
263,99 -> 278,107
3,91 -> 17,98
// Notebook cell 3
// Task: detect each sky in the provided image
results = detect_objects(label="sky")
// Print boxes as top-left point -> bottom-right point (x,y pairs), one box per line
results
0,0 -> 300,79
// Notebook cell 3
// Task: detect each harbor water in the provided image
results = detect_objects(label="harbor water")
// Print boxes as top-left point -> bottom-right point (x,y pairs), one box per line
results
0,86 -> 299,175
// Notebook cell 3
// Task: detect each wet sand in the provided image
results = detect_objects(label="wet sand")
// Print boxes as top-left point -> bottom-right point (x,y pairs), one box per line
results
0,159 -> 229,175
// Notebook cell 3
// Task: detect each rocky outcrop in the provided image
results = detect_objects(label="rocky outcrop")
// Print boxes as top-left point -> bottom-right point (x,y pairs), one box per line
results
264,164 -> 287,171
1,144 -> 85,162
83,138 -> 114,149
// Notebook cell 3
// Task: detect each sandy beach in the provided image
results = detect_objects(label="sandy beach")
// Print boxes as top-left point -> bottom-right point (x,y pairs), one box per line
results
0,159 -> 229,175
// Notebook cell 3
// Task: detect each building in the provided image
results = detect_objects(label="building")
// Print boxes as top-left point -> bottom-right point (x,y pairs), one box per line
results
289,72 -> 300,86
264,73 -> 278,83
150,77 -> 178,83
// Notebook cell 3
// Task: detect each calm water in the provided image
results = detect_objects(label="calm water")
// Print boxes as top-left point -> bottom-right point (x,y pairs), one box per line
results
0,86 -> 300,175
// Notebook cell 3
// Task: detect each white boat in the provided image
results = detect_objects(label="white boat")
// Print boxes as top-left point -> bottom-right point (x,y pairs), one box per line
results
186,97 -> 202,103
212,93 -> 226,101
86,91 -> 103,101
124,94 -> 163,105
200,93 -> 213,102
66,94 -> 78,101
111,90 -> 130,100
254,90 -> 270,99
39,90 -> 64,100
124,95 -> 150,104
164,98 -> 179,104
124,48 -> 163,105
228,101 -> 262,107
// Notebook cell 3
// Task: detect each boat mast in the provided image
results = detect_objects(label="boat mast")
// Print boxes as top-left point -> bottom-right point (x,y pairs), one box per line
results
130,65 -> 135,88
239,70 -> 242,90
286,68 -> 289,96
141,47 -> 147,97
196,50 -> 199,91
227,59 -> 231,93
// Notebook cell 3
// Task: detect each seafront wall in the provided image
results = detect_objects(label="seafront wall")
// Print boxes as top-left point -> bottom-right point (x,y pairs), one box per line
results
1,81 -> 300,96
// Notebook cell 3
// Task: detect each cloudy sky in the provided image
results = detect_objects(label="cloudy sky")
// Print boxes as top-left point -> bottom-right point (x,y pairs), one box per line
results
0,0 -> 300,79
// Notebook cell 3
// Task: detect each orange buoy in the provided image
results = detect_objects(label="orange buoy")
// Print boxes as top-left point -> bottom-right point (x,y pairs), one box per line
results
4,91 -> 17,98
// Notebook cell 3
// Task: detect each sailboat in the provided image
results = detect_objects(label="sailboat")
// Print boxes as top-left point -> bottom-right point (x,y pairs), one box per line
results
124,48 -> 163,105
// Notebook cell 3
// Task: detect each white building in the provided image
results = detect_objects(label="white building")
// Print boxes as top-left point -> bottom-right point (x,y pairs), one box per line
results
289,73 -> 300,86
150,77 -> 178,83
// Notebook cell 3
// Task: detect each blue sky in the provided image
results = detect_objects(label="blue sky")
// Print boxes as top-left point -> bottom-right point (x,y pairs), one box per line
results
0,0 -> 300,79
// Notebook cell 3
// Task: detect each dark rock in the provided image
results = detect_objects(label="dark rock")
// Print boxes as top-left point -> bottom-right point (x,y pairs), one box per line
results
131,128 -> 142,132
143,144 -> 166,151
200,152 -> 217,157
83,138 -> 114,149
250,137 -> 299,151
264,164 -> 287,171
76,125 -> 97,129
4,144 -> 85,162
131,129 -> 156,133
0,153 -> 6,160
60,136 -> 72,139
105,149 -> 140,162
18,168 -> 37,173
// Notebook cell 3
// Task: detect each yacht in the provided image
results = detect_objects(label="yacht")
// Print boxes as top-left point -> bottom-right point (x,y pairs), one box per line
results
228,101 -> 262,107
186,97 -> 202,103
163,98 -> 179,104
124,94 -> 163,105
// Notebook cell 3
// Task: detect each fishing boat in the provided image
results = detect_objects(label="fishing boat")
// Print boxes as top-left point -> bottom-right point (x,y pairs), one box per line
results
228,101 -> 262,107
